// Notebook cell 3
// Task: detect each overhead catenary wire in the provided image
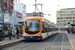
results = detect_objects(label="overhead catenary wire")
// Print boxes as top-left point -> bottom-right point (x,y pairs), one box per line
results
36,5 -> 40,12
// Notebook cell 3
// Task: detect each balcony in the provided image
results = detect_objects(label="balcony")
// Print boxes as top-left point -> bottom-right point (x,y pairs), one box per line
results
9,0 -> 13,6
1,0 -> 8,10
9,9 -> 13,12
9,6 -> 13,12
4,0 -> 7,3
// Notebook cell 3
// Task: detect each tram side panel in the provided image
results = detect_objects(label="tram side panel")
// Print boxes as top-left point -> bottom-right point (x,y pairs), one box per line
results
41,23 -> 54,40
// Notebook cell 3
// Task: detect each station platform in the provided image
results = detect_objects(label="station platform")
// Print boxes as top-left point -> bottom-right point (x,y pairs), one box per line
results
0,37 -> 23,48
66,32 -> 75,50
54,31 -> 75,50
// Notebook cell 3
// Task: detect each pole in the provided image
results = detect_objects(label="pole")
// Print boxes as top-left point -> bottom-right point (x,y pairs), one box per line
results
2,12 -> 4,40
35,0 -> 36,13
41,4 -> 42,13
41,4 -> 42,17
12,0 -> 15,37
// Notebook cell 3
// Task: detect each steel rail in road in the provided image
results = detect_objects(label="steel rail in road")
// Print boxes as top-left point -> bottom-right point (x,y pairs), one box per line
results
21,42 -> 36,50
8,41 -> 36,50
45,34 -> 61,50
60,34 -> 64,50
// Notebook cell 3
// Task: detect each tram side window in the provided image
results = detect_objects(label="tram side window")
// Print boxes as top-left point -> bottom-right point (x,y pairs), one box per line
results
45,27 -> 47,32
42,22 -> 44,33
42,22 -> 47,33
49,28 -> 51,32
51,28 -> 53,31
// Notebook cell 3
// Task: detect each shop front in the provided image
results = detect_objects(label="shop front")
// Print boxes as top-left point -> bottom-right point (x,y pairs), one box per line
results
0,23 -> 11,37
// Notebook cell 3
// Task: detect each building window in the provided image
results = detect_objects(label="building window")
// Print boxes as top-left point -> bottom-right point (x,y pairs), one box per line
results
63,17 -> 65,19
23,5 -> 26,9
57,21 -> 59,23
11,0 -> 13,4
71,11 -> 73,13
57,12 -> 59,13
15,0 -> 17,2
63,14 -> 65,16
57,18 -> 59,19
66,14 -> 68,16
73,14 -> 75,16
61,21 -> 62,22
60,14 -> 61,16
57,14 -> 60,17
65,12 -> 68,13
0,18 -> 1,21
73,17 -> 75,19
66,17 -> 68,19
64,24 -> 65,26
69,14 -> 72,16
64,20 -> 65,22
73,20 -> 75,22
70,17 -> 72,19
60,17 -> 63,19
66,20 -> 68,22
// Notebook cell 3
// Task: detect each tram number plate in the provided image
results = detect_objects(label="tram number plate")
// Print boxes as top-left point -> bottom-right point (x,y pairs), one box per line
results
30,36 -> 32,38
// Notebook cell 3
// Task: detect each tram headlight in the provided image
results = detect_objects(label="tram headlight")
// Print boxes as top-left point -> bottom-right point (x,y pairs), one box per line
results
38,34 -> 40,36
23,34 -> 26,36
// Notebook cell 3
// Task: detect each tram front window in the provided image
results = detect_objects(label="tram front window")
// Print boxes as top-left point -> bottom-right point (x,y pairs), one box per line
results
25,20 -> 40,34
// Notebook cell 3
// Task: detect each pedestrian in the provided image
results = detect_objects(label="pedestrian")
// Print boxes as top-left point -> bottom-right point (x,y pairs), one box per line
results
8,27 -> 12,40
18,27 -> 21,37
16,27 -> 19,39
70,28 -> 71,34
14,27 -> 17,37
67,28 -> 70,33
12,27 -> 15,38
71,27 -> 73,34
20,27 -> 22,37
0,28 -> 2,41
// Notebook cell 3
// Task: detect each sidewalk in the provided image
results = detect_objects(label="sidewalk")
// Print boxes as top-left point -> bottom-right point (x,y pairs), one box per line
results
66,32 -> 75,50
0,37 -> 23,48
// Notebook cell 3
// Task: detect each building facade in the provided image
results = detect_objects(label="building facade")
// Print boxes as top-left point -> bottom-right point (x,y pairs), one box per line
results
14,0 -> 26,21
21,4 -> 26,20
14,10 -> 22,25
0,0 -> 13,25
0,0 -> 3,23
56,8 -> 75,27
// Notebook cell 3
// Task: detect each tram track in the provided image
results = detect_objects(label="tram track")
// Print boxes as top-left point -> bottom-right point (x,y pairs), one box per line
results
8,41 -> 37,50
45,33 -> 61,50
60,34 -> 64,50
2,33 -> 59,50
20,42 -> 37,50
1,33 -> 71,50
46,33 -> 71,50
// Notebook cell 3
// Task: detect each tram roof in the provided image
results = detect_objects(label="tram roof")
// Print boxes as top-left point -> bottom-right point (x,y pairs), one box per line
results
25,17 -> 58,28
42,17 -> 58,28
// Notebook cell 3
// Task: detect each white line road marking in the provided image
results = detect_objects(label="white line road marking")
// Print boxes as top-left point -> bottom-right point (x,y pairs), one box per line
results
61,33 -> 64,50
46,34 -> 61,50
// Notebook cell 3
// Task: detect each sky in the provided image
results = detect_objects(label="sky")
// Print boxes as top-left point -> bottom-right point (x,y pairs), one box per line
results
20,0 -> 75,24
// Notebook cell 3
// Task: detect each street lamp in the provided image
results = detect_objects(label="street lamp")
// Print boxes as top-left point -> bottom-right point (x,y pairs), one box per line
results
47,14 -> 50,21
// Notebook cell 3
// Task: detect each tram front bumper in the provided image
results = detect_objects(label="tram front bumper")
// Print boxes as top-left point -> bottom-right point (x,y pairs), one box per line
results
23,36 -> 42,40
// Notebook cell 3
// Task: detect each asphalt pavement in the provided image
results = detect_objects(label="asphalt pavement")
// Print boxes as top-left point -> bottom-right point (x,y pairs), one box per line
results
1,33 -> 71,50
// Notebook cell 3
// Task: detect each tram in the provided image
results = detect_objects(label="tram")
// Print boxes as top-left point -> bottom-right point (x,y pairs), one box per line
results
23,17 -> 58,40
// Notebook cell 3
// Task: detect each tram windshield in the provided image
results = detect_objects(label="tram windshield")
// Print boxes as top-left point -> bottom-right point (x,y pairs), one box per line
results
25,20 -> 40,34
